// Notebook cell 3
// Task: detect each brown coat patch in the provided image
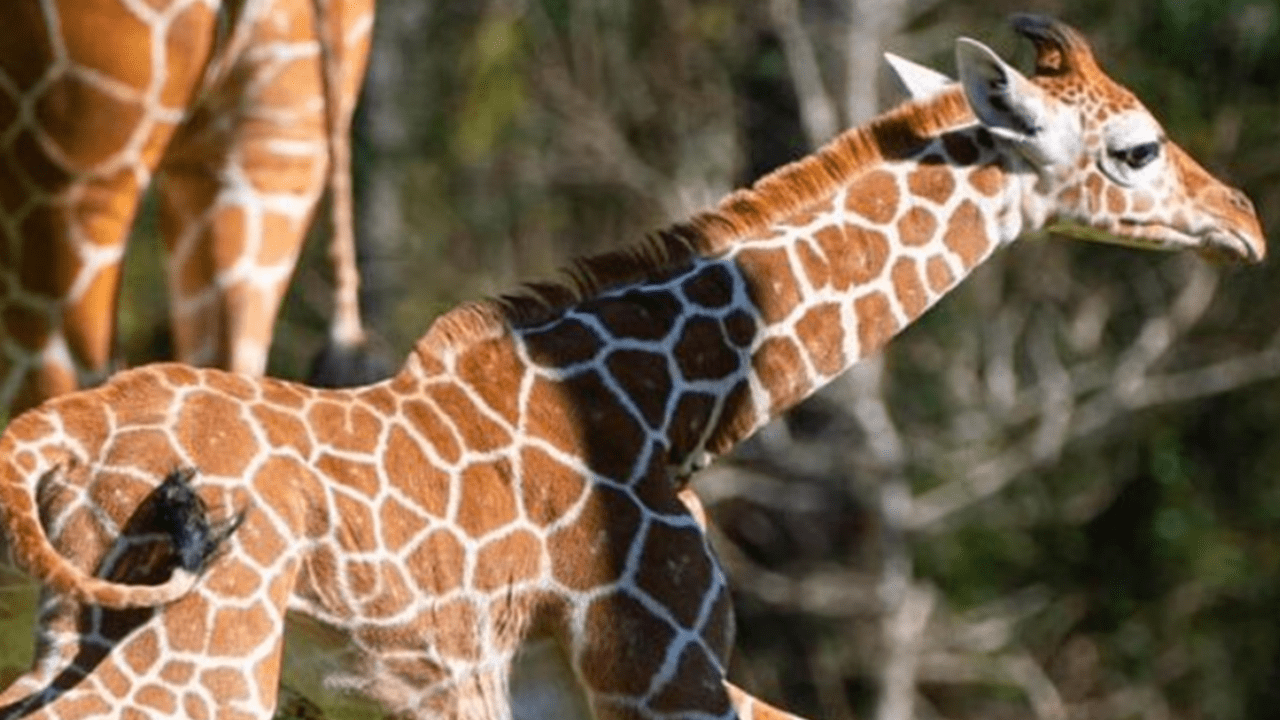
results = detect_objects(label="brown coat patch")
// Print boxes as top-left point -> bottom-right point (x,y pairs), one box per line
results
578,591 -> 678,695
752,336 -> 808,415
384,425 -> 450,518
307,400 -> 381,454
519,445 -> 588,527
316,454 -> 380,498
378,496 -> 431,552
845,169 -> 900,224
204,556 -> 264,600
579,289 -> 681,341
474,529 -> 542,591
548,487 -> 641,590
681,264 -> 734,308
633,523 -> 715,628
736,246 -> 801,324
816,223 -> 891,290
943,200 -> 990,269
907,164 -> 955,204
556,370 -> 647,482
360,564 -> 413,619
667,392 -> 717,463
854,292 -> 900,356
401,398 -> 462,466
456,337 -> 526,425
175,391 -> 255,477
606,348 -> 673,428
968,164 -> 1004,196
650,646 -> 733,715
523,317 -> 605,367
333,492 -> 379,552
1106,185 -> 1126,214
897,207 -> 938,248
796,238 -> 830,289
427,383 -> 512,455
794,302 -> 846,376
674,317 -> 742,382
892,258 -> 929,319
406,529 -> 466,595
162,589 -> 209,650
455,458 -> 517,538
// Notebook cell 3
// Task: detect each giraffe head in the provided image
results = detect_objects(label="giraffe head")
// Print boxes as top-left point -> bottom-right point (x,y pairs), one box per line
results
895,14 -> 1266,262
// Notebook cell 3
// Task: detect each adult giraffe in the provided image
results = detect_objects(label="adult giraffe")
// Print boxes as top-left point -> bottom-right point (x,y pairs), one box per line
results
0,14 -> 1266,720
0,0 -> 380,417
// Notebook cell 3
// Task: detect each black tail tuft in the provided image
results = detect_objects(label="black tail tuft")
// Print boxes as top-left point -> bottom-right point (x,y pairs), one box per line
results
151,467 -> 243,574
103,467 -> 244,587
307,339 -> 394,389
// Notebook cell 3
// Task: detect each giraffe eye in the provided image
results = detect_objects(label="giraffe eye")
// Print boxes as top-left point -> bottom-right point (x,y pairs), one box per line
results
1111,141 -> 1161,170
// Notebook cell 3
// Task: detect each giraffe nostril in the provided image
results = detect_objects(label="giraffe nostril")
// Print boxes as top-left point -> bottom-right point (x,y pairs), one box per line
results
1230,189 -> 1255,214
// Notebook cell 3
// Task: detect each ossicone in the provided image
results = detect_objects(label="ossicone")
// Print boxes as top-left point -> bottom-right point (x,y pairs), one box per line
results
1010,13 -> 1098,77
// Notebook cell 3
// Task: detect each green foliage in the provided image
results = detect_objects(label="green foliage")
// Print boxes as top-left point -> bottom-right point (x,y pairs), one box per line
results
455,15 -> 529,164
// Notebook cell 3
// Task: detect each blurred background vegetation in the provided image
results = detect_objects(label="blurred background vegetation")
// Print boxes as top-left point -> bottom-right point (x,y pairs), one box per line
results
11,0 -> 1280,718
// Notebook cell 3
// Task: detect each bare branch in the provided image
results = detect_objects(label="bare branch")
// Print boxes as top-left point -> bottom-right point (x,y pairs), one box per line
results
876,584 -> 937,720
768,0 -> 839,146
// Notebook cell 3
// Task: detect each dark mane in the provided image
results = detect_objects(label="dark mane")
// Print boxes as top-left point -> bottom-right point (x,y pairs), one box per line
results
419,87 -> 976,354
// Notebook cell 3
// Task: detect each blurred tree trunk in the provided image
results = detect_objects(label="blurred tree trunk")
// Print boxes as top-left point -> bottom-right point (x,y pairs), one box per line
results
352,0 -> 434,334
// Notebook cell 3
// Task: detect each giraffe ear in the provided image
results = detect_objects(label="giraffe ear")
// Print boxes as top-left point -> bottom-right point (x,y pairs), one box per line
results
956,37 -> 1048,141
883,52 -> 954,101
956,37 -> 1079,166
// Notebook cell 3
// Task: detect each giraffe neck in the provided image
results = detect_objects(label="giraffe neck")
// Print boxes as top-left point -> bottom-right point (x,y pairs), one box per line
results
407,88 -> 1028,480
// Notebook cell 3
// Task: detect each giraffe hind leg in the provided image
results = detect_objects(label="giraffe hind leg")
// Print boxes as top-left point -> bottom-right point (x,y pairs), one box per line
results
0,469 -> 247,718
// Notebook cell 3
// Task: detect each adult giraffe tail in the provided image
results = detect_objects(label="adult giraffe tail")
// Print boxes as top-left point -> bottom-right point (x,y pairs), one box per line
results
306,0 -> 392,389
0,445 -> 234,609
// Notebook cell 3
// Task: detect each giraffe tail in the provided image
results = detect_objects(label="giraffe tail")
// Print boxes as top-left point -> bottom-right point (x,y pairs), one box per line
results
0,455 -> 237,610
305,0 -> 392,390
726,681 -> 825,720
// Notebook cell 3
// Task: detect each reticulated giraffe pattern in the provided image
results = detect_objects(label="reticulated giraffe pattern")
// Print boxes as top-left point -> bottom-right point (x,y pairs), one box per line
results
0,0 -> 376,416
0,15 -> 1265,720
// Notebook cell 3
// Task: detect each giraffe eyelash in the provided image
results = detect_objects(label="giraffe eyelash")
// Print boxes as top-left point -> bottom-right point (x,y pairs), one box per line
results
1109,140 -> 1162,170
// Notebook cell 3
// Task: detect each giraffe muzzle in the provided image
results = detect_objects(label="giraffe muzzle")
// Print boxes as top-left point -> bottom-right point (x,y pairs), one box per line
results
1203,227 -> 1266,264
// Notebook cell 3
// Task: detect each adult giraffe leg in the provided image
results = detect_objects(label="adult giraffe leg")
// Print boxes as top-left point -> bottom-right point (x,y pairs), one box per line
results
0,0 -> 217,415
157,0 -> 374,379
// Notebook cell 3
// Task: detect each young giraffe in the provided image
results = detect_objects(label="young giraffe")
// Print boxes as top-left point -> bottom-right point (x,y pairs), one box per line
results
0,0 -> 378,416
0,14 -> 1265,720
